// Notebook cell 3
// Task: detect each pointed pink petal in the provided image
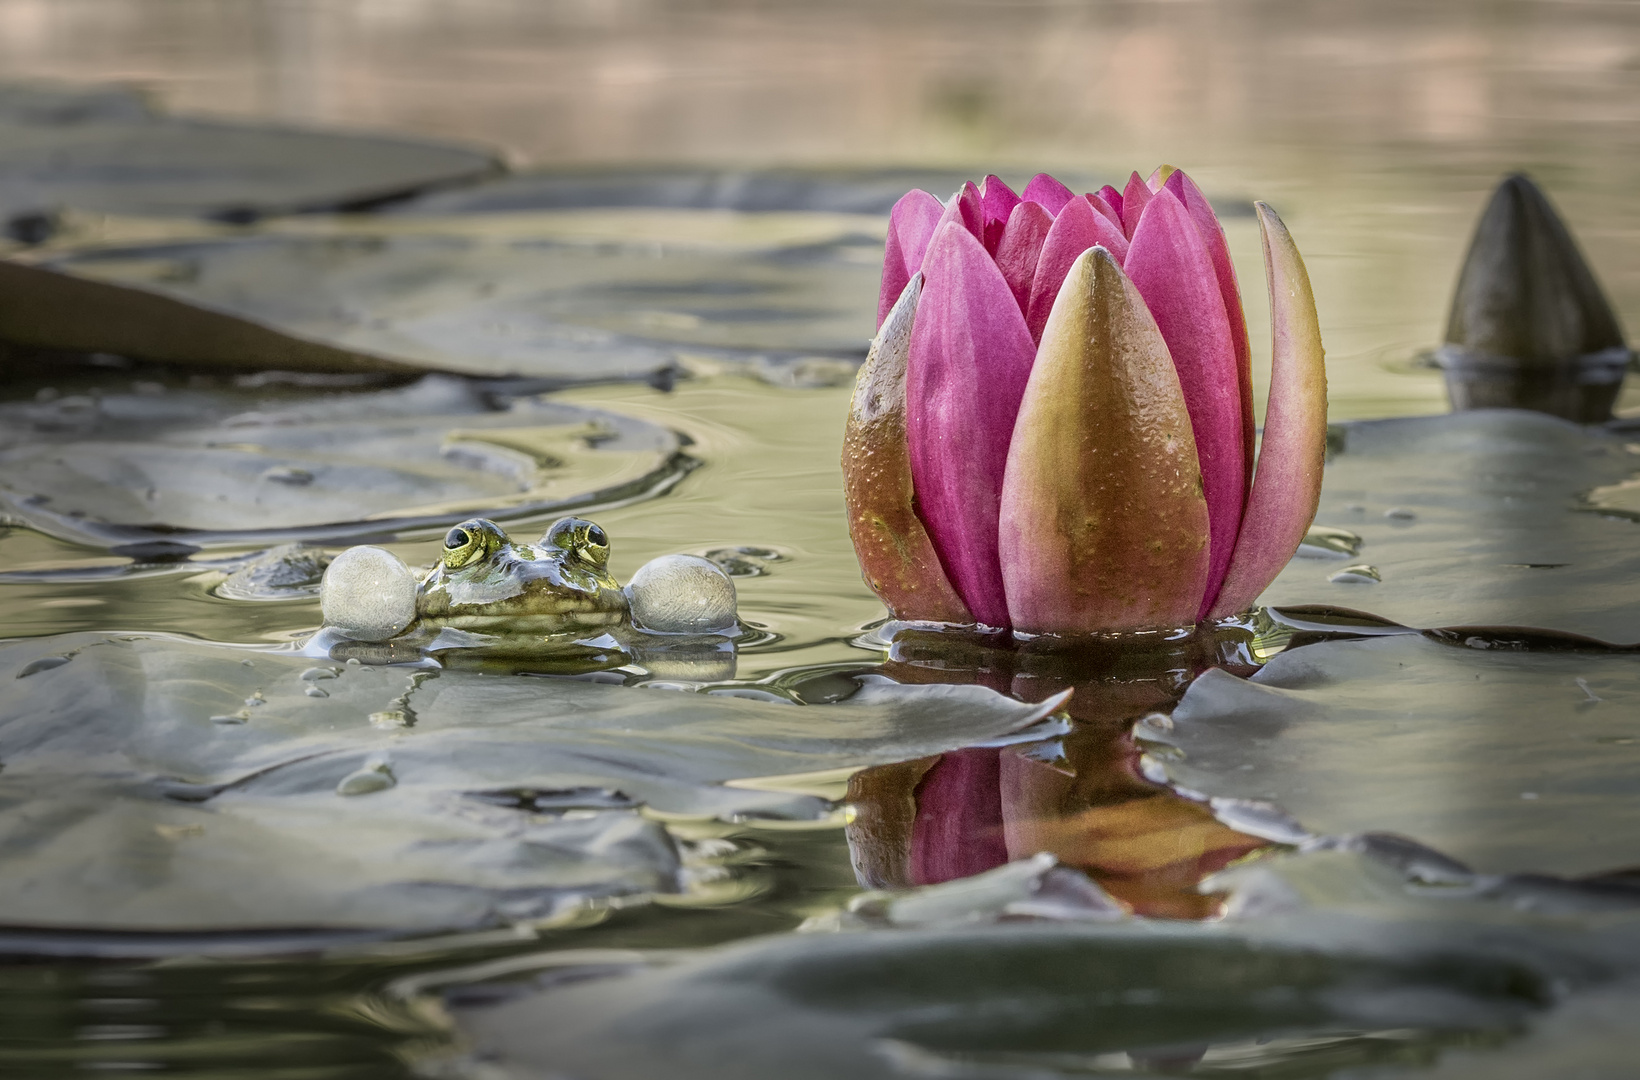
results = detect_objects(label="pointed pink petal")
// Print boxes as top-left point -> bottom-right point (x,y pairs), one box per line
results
1121,171 -> 1153,239
878,189 -> 944,327
1208,204 -> 1328,619
909,749 -> 1009,884
1124,188 -> 1246,618
1146,164 -> 1176,192
845,274 -> 974,624
950,180 -> 985,242
1022,173 -> 1075,217
979,174 -> 1020,253
1001,246 -> 1211,634
906,220 -> 1036,630
994,200 -> 1054,314
1165,169 -> 1254,483
1024,195 -> 1129,343
1085,191 -> 1122,230
1097,184 -> 1124,220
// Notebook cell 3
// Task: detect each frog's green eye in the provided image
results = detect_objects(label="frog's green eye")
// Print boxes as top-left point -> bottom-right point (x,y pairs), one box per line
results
442,519 -> 501,569
544,517 -> 610,566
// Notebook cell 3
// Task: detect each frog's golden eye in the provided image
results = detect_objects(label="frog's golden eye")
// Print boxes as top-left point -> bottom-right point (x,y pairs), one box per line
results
442,519 -> 501,569
544,517 -> 610,566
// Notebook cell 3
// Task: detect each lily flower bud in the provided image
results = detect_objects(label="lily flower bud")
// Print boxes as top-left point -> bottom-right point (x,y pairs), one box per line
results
844,168 -> 1328,635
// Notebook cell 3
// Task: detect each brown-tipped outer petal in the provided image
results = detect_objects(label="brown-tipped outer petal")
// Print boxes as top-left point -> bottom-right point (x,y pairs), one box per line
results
1208,203 -> 1328,619
1000,247 -> 1210,635
843,274 -> 974,624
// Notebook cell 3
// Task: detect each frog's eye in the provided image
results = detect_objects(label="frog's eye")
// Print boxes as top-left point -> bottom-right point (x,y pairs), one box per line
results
442,519 -> 500,569
543,517 -> 610,564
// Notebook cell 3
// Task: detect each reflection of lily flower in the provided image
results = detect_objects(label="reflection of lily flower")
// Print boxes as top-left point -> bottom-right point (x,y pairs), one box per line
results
844,169 -> 1327,634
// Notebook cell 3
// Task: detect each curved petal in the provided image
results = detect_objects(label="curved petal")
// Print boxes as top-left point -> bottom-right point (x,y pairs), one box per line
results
907,220 -> 1037,630
844,275 -> 974,624
1097,184 -> 1124,221
1024,195 -> 1129,343
1208,203 -> 1327,619
1164,168 -> 1254,483
979,174 -> 1021,253
878,189 -> 945,327
1120,171 -> 1153,239
1124,188 -> 1246,618
1146,164 -> 1176,192
1022,173 -> 1075,217
994,200 -> 1055,314
1001,246 -> 1211,634
1085,190 -> 1122,230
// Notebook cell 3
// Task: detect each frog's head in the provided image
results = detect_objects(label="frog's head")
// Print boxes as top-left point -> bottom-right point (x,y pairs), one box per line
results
542,517 -> 612,570
441,518 -> 508,572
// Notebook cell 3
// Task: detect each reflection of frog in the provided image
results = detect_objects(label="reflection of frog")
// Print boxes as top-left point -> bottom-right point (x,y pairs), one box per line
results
416,517 -> 629,636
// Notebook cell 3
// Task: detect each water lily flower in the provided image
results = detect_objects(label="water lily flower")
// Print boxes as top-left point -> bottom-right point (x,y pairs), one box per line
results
844,168 -> 1327,635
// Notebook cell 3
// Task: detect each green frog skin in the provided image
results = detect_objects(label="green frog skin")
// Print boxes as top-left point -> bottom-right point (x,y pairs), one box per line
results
415,517 -> 630,635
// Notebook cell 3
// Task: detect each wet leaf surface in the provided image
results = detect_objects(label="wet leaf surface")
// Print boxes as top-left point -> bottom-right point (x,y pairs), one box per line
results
0,374 -> 687,547
1260,410 -> 1640,643
1160,634 -> 1640,876
0,632 -> 1057,937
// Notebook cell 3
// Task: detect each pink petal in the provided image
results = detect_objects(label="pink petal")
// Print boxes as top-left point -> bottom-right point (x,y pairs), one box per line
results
1120,171 -> 1153,239
994,200 -> 1055,314
906,220 -> 1037,630
1085,190 -> 1122,230
908,749 -> 1009,885
1208,203 -> 1328,619
1165,169 -> 1254,483
1146,164 -> 1176,192
1022,173 -> 1075,216
878,189 -> 945,327
1097,184 -> 1124,220
979,174 -> 1021,253
1124,188 -> 1246,619
1001,246 -> 1211,634
946,180 -> 985,243
1024,195 -> 1129,343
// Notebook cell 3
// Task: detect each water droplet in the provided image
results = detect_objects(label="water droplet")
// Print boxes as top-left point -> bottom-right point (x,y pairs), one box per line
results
346,658 -> 362,667
336,760 -> 394,796
1384,506 -> 1417,521
1328,564 -> 1381,584
1298,525 -> 1363,559
243,693 -> 265,708
300,666 -> 340,681
16,656 -> 71,678
305,686 -> 329,698
210,710 -> 251,725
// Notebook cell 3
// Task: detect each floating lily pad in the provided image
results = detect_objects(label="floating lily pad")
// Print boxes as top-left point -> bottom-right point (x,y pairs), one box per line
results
1260,410 -> 1640,643
0,633 -> 1057,937
1158,634 -> 1640,876
436,920 -> 1551,1080
0,81 -> 497,231
0,374 -> 689,547
1,206 -> 884,383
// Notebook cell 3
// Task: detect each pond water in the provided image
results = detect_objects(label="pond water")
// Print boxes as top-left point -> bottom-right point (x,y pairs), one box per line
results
4,2 -> 1640,1077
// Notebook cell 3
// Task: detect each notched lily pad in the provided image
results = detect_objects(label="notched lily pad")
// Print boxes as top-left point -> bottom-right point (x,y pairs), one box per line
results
1259,410 -> 1640,643
0,632 -> 1058,938
0,374 -> 690,547
1160,634 -> 1640,876
1,207 -> 884,384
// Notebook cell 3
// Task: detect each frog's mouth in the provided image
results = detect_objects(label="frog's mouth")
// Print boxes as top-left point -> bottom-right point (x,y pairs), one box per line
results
419,609 -> 630,635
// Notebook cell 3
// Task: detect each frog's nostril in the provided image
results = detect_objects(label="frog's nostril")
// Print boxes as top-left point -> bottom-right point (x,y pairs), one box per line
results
445,527 -> 470,549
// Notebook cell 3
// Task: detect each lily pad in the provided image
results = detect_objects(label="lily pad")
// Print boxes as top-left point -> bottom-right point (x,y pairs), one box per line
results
0,633 -> 1058,938
1260,409 -> 1640,643
0,81 -> 498,230
0,374 -> 689,547
1,206 -> 884,384
1158,634 -> 1640,876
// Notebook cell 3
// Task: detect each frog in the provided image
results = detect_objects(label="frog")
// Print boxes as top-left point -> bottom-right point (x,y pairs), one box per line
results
415,516 -> 630,636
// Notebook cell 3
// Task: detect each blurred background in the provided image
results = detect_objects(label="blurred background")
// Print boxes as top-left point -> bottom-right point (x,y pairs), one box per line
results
3,0 -> 1640,417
